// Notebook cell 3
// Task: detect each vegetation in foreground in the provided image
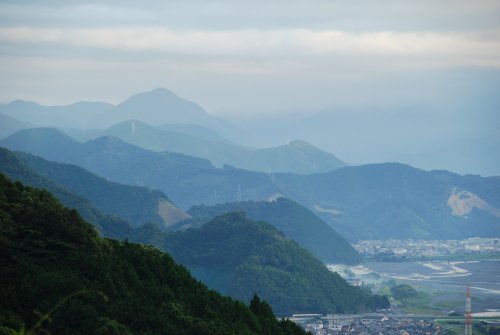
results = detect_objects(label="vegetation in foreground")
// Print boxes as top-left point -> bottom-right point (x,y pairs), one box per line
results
185,198 -> 361,264
0,173 -> 306,334
160,212 -> 389,316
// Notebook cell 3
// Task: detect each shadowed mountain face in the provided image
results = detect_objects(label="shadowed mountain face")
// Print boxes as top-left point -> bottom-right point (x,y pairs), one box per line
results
2,129 -> 499,241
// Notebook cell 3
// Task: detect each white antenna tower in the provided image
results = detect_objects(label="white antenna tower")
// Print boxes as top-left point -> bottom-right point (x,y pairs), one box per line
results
238,184 -> 242,202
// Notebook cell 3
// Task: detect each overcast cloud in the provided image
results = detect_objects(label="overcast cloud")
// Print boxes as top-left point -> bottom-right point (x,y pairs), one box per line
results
0,0 -> 499,108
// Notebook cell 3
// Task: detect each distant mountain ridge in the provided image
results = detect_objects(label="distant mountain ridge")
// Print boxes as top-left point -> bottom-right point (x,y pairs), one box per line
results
0,88 -> 240,139
2,129 -> 499,241
1,88 -> 346,174
87,88 -> 216,128
0,113 -> 32,139
274,163 -> 500,240
158,123 -> 235,144
78,119 -> 344,174
0,100 -> 113,128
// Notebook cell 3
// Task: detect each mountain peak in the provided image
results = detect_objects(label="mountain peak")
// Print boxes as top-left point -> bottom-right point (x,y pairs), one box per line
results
120,88 -> 184,106
88,135 -> 131,149
288,139 -> 314,149
6,127 -> 73,142
151,87 -> 176,95
87,88 -> 212,128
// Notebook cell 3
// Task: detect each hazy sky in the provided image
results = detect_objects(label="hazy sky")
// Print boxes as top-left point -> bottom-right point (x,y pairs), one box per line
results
1,0 -> 499,115
1,0 -> 499,174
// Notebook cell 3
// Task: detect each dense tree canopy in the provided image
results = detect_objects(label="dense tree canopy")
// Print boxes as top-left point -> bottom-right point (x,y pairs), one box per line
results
163,212 -> 389,316
0,173 -> 307,335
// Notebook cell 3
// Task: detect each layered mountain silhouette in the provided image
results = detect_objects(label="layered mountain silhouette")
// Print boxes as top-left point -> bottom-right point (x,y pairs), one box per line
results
74,119 -> 344,174
0,100 -> 113,128
2,87 -> 497,176
1,88 -> 346,174
0,88 -> 239,138
0,113 -> 32,139
0,147 -> 133,238
0,146 -> 189,230
2,129 -> 499,241
158,123 -> 235,144
88,88 -> 223,128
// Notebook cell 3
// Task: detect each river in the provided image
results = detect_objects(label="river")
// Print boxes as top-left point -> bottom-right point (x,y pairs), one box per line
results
330,260 -> 500,315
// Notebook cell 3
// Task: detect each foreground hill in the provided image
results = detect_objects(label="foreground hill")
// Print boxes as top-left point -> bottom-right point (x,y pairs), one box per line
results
0,146 -> 189,229
0,174 -> 306,335
184,198 -> 360,264
3,129 -> 499,240
159,212 -> 388,316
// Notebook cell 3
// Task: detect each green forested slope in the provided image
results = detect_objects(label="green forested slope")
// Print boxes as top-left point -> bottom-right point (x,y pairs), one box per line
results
0,174 -> 306,335
185,198 -> 360,264
163,212 -> 388,316
1,146 -> 189,228
0,147 -> 132,239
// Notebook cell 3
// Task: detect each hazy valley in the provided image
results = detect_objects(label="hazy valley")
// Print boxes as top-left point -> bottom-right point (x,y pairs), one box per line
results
1,86 -> 499,334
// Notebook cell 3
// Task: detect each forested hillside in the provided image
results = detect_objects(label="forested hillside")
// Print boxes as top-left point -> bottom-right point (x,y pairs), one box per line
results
185,198 -> 360,264
0,147 -> 132,239
0,174 -> 306,335
0,146 -> 189,229
161,212 -> 388,316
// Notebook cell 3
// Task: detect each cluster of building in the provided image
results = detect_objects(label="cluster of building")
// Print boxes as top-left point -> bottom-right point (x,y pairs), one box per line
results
288,313 -> 441,335
353,237 -> 500,259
